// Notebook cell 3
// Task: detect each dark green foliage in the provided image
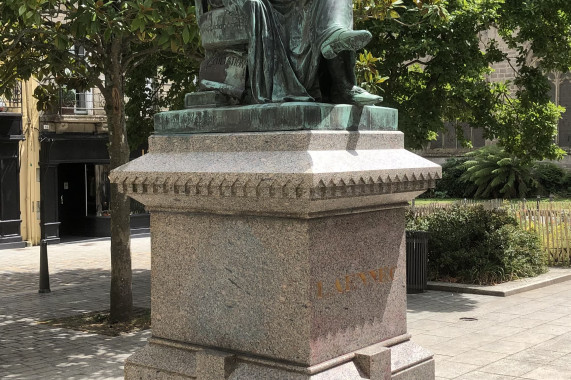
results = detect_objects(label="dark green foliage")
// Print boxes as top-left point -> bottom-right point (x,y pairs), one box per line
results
432,151 -> 571,199
531,162 -> 571,197
125,51 -> 199,155
432,157 -> 472,198
488,225 -> 546,280
354,0 -> 567,161
405,208 -> 429,231
460,146 -> 535,199
408,205 -> 546,284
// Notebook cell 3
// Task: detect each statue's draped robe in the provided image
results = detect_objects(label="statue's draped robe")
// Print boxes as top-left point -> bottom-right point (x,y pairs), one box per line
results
225,0 -> 354,103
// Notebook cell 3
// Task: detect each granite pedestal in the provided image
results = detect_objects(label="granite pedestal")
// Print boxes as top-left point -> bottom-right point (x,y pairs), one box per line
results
110,103 -> 440,379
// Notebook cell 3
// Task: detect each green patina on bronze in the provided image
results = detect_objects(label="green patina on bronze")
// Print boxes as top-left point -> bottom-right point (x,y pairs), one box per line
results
154,103 -> 397,134
195,0 -> 382,107
176,1 -> 390,135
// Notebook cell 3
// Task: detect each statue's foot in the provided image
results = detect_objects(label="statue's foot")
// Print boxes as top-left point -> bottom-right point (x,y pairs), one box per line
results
331,86 -> 383,106
321,30 -> 372,59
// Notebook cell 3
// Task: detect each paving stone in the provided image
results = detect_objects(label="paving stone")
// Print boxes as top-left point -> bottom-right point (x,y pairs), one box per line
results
507,347 -> 566,364
522,365 -> 571,380
479,358 -> 539,377
2,237 -> 571,379
533,332 -> 571,353
455,372 -> 520,380
549,352 -> 571,369
435,360 -> 479,378
450,349 -> 508,366
468,338 -> 534,355
504,330 -> 557,345
0,236 -> 151,380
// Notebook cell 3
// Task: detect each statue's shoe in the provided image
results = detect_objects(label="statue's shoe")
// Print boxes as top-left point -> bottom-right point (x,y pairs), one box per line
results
331,86 -> 383,106
321,30 -> 373,59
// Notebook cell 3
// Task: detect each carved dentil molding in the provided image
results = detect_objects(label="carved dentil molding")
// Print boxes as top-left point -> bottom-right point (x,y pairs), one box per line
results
110,171 -> 440,201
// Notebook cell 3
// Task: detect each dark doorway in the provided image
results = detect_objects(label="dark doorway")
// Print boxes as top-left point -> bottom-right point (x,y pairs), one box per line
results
57,163 -> 86,236
0,113 -> 25,249
40,134 -> 149,242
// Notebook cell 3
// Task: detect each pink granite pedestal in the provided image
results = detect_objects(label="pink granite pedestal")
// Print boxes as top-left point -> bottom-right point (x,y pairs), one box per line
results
111,109 -> 440,379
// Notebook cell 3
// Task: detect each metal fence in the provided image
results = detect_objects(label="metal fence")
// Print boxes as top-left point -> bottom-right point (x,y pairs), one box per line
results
58,88 -> 105,115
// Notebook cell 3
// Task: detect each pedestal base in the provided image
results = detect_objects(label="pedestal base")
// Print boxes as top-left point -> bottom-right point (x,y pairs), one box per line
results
125,336 -> 434,380
111,107 -> 440,380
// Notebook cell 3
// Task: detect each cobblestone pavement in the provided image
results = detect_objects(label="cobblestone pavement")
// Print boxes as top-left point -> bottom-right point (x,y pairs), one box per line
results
0,236 -> 151,380
2,236 -> 571,379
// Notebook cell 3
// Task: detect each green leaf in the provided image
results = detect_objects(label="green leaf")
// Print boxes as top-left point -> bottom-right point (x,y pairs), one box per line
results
182,27 -> 190,44
158,33 -> 169,46
131,17 -> 142,32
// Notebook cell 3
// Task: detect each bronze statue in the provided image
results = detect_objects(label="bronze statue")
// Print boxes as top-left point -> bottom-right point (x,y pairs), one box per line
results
196,0 -> 382,106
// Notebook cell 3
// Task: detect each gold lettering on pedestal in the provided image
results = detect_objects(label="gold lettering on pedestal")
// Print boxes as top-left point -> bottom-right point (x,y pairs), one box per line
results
316,266 -> 397,299
335,278 -> 345,293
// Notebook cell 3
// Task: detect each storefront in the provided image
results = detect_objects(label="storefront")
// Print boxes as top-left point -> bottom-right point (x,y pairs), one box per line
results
40,133 -> 149,243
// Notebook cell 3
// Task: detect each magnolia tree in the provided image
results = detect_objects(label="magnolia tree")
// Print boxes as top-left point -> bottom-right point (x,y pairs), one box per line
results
0,0 -> 199,322
355,0 -> 571,162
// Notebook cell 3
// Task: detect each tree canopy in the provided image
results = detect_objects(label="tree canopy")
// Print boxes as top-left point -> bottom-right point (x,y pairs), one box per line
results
355,0 -> 571,162
2,0 -> 571,319
0,0 -> 200,322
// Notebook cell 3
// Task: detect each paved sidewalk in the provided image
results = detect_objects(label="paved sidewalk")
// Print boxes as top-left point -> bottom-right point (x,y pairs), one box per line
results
0,236 -> 152,380
2,237 -> 571,379
410,284 -> 571,379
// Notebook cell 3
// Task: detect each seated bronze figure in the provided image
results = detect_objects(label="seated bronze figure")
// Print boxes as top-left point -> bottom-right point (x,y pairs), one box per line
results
196,0 -> 381,106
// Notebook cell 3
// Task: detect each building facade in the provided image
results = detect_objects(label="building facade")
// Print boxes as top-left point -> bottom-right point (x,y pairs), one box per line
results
38,88 -> 111,243
0,82 -> 149,248
0,81 -> 43,248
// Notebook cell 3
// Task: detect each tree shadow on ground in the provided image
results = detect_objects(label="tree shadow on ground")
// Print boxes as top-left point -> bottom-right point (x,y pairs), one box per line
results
0,268 -> 149,302
0,269 -> 150,379
406,290 -> 483,314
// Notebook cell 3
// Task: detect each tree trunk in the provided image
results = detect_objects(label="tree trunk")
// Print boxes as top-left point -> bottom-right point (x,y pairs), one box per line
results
104,44 -> 133,323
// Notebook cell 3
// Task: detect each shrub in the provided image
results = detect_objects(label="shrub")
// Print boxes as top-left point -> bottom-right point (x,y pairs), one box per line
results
429,157 -> 473,198
531,162 -> 571,197
461,146 -> 535,199
405,209 -> 429,231
407,205 -> 546,284
488,225 -> 546,280
430,153 -> 571,200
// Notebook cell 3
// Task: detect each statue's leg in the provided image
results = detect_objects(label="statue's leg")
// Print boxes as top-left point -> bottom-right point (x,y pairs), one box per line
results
326,51 -> 382,106
242,0 -> 312,103
242,0 -> 273,103
313,0 -> 372,59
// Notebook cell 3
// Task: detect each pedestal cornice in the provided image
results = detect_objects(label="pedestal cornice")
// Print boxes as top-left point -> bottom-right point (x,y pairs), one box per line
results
110,131 -> 441,218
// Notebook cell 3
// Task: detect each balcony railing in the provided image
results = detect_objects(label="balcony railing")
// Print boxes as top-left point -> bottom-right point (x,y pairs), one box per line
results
0,82 -> 23,113
57,88 -> 105,116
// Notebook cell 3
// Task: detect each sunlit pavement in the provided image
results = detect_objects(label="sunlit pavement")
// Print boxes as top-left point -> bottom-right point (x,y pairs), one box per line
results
409,282 -> 571,379
0,236 -> 151,380
2,236 -> 571,379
